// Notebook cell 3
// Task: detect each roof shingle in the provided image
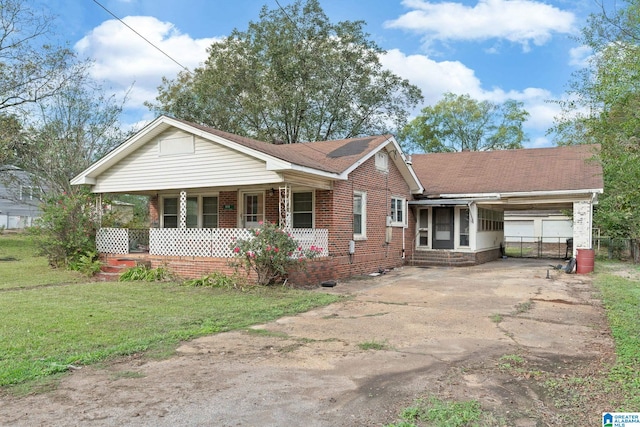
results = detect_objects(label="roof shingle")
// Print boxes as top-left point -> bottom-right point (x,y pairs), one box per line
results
410,145 -> 603,196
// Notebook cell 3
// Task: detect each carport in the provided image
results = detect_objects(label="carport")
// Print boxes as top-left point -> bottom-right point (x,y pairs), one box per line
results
408,145 -> 603,265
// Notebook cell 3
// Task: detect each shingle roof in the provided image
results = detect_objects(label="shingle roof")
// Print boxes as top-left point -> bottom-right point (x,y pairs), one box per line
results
175,118 -> 392,175
410,145 -> 603,196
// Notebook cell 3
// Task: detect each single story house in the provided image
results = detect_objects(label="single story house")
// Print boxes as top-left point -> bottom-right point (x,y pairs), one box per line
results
71,116 -> 603,283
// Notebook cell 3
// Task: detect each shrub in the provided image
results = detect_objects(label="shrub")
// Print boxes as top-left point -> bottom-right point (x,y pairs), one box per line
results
67,250 -> 103,277
183,271 -> 243,289
119,265 -> 171,282
229,221 -> 322,285
28,190 -> 100,268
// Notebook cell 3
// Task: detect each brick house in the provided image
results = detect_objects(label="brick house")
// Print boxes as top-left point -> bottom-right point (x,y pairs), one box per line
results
71,116 -> 603,283
71,116 -> 423,283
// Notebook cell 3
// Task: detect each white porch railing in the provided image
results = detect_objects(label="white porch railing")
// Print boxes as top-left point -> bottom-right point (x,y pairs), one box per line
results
96,227 -> 329,258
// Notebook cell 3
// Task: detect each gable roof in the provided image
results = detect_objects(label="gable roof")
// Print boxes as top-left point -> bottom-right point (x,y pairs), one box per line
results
177,118 -> 392,175
71,116 -> 423,193
410,145 -> 603,197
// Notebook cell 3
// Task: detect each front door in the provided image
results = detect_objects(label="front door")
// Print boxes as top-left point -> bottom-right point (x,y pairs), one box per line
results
433,207 -> 454,249
242,193 -> 264,228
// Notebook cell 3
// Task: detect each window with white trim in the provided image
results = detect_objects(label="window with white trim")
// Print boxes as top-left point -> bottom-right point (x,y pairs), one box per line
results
390,197 -> 406,227
459,208 -> 470,246
353,191 -> 367,239
292,191 -> 313,228
202,197 -> 219,228
162,196 -> 218,228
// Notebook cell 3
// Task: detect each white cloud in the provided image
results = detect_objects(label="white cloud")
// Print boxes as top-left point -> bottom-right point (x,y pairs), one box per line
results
569,45 -> 592,67
74,16 -> 218,118
381,49 -> 560,146
385,0 -> 576,51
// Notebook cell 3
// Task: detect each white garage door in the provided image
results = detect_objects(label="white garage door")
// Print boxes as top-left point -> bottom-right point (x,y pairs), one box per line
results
542,220 -> 573,242
505,220 -> 535,242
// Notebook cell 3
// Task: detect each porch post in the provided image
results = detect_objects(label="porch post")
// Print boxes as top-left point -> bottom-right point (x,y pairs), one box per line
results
572,200 -> 593,255
95,193 -> 103,227
279,185 -> 291,229
179,190 -> 187,229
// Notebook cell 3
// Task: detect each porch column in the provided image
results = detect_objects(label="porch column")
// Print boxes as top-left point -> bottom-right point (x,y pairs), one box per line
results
179,190 -> 187,229
572,200 -> 593,254
95,193 -> 103,227
279,185 -> 291,229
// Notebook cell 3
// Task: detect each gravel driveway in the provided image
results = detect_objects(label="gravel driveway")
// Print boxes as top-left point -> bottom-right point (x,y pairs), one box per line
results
0,258 -> 613,426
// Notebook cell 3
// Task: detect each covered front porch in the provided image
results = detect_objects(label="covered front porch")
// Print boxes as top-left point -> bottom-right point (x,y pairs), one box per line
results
96,226 -> 329,258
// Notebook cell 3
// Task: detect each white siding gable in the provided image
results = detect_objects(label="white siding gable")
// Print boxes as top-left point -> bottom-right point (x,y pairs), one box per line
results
92,128 -> 282,193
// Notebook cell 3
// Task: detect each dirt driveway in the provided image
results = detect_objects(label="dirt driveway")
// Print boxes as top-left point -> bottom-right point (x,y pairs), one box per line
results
1,258 -> 613,426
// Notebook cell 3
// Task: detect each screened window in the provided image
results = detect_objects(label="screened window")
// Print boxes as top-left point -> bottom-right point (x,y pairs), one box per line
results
163,198 -> 178,228
292,192 -> 313,228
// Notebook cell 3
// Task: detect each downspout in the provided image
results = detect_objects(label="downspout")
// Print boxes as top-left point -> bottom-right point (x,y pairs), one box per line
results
402,200 -> 408,259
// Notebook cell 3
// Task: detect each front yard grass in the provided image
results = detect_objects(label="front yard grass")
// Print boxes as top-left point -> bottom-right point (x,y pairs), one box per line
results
0,234 -> 341,390
0,234 -> 85,289
594,262 -> 640,410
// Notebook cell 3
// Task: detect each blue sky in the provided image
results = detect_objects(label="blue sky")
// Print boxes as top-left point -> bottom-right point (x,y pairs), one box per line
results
39,0 -> 598,147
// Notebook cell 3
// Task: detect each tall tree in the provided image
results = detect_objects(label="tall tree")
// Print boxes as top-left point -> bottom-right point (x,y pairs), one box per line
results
551,1 -> 640,242
399,93 -> 529,153
148,0 -> 422,143
0,0 -> 79,112
11,72 -> 127,196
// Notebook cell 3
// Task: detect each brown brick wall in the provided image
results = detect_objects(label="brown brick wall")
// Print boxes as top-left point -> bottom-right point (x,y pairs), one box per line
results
219,191 -> 238,228
149,196 -> 159,227
318,152 -> 416,280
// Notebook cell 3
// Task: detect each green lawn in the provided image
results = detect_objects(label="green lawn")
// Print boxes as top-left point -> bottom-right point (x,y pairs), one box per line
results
594,262 -> 640,410
0,234 -> 85,289
0,233 -> 341,389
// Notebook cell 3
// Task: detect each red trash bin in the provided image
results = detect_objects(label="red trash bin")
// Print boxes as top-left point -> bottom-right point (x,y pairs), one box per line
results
576,248 -> 595,274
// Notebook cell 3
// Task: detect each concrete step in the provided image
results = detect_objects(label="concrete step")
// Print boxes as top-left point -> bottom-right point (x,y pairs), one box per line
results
410,251 -> 476,267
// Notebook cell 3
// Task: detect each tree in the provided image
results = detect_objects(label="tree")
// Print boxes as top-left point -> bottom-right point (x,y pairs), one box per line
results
551,1 -> 640,245
0,0 -> 79,112
148,0 -> 422,143
11,71 -> 127,196
399,93 -> 529,153
0,113 -> 23,165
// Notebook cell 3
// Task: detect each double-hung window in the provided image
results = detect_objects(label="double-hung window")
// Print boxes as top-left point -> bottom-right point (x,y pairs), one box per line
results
162,196 -> 218,228
292,192 -> 313,228
390,197 -> 406,227
353,191 -> 366,239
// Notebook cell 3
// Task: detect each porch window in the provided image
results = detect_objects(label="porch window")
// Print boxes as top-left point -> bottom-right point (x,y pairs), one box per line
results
418,209 -> 429,247
460,208 -> 470,246
202,197 -> 219,228
353,191 -> 366,239
292,191 -> 313,228
390,197 -> 406,227
162,196 -> 218,228
163,198 -> 178,228
478,208 -> 504,232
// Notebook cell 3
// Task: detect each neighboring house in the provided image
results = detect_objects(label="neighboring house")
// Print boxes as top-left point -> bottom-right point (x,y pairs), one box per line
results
504,210 -> 573,244
71,116 -> 603,283
0,166 -> 43,229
